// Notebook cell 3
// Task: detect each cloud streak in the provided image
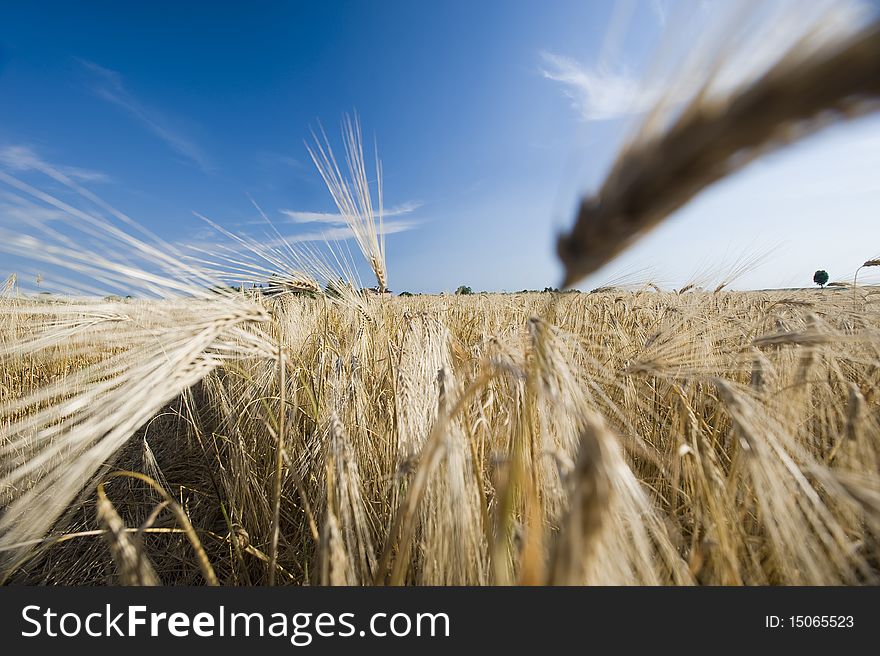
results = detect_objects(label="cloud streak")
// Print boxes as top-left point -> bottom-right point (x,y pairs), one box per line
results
540,1 -> 870,123
286,217 -> 421,243
0,144 -> 111,183
538,52 -> 661,121
183,217 -> 421,255
79,59 -> 213,172
278,200 -> 423,225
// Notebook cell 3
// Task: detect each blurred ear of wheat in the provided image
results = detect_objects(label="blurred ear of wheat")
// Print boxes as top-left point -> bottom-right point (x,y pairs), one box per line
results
558,15 -> 880,287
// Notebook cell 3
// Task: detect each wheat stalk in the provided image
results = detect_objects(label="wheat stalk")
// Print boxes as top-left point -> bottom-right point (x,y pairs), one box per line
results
854,257 -> 880,288
95,483 -> 160,586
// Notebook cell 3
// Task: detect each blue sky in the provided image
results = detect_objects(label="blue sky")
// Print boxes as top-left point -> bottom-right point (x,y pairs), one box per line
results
1,0 -> 878,293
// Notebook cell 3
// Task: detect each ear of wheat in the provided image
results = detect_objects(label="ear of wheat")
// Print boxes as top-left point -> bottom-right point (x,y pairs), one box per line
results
95,483 -> 160,586
0,168 -> 275,569
558,17 -> 880,287
853,256 -> 880,291
307,114 -> 389,293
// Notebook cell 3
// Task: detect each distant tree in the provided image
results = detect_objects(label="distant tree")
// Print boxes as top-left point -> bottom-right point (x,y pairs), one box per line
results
398,291 -> 414,297
543,286 -> 559,293
813,270 -> 829,288
455,285 -> 473,295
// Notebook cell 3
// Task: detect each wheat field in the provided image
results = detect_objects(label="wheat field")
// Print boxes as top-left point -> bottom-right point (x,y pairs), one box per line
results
1,284 -> 879,585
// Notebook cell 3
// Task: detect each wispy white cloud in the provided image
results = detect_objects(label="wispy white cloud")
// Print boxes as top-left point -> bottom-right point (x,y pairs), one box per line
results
540,0 -> 870,123
182,217 -> 421,253
538,52 -> 661,121
78,59 -> 213,172
286,217 -> 421,242
278,200 -> 423,225
0,144 -> 111,183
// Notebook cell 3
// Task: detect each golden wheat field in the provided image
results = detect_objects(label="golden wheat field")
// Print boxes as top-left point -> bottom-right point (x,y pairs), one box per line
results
1,284 -> 879,586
